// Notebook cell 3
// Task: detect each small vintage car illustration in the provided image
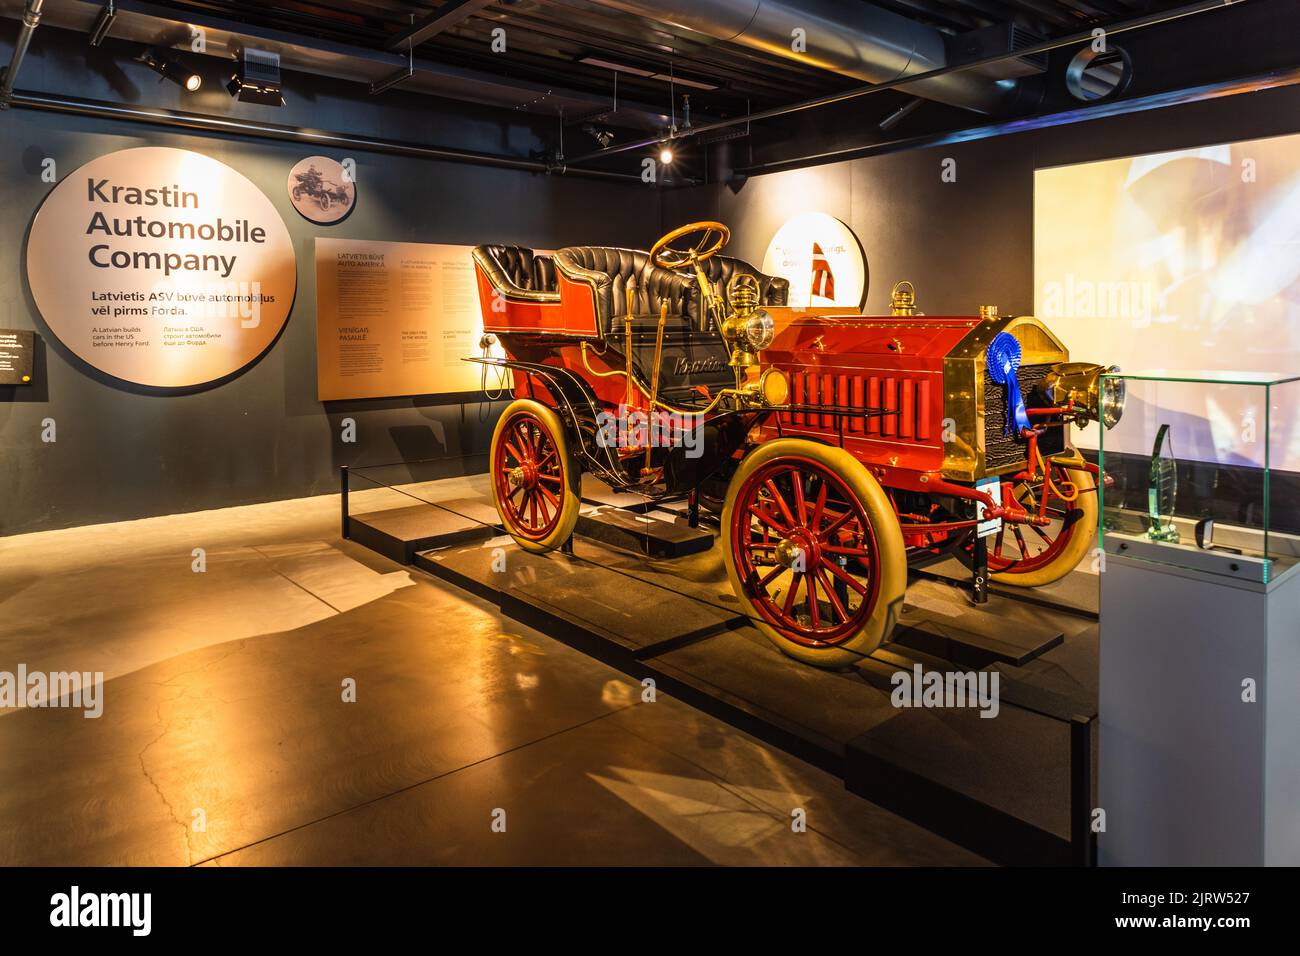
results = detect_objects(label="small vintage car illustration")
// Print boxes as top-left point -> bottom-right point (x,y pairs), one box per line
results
470,222 -> 1124,667
291,164 -> 352,212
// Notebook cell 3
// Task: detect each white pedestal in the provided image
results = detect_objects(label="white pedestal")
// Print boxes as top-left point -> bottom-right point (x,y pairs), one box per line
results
1099,539 -> 1300,866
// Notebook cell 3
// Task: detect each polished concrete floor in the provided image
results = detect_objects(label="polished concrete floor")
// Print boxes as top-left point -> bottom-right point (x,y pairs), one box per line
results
0,483 -> 983,866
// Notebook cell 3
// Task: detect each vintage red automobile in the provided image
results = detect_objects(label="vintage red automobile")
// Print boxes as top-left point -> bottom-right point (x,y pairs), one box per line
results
470,222 -> 1123,667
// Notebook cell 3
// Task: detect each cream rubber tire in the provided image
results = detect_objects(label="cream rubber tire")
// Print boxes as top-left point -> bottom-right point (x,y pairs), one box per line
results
489,399 -> 581,554
721,439 -> 907,669
991,460 -> 1098,587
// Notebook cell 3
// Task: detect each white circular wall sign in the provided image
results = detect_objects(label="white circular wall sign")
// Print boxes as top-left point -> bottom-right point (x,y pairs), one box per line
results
26,146 -> 297,388
761,212 -> 867,310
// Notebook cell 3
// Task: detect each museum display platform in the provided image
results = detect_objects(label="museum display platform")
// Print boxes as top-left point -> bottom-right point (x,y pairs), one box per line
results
348,499 -> 500,564
343,468 -> 1101,865
914,555 -> 1099,621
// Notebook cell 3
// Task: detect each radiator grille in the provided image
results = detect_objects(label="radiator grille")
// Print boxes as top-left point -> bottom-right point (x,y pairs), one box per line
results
780,369 -> 933,440
983,362 -> 1064,470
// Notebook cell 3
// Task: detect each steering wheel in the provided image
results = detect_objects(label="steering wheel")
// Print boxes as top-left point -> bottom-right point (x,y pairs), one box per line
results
650,221 -> 731,270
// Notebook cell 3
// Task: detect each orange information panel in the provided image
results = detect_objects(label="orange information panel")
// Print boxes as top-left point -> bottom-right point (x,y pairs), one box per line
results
315,237 -> 498,400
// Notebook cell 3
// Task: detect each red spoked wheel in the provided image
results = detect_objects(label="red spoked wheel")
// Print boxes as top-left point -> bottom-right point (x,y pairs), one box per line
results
721,439 -> 906,668
497,415 -> 562,539
958,453 -> 1098,587
733,459 -> 880,647
489,399 -> 580,554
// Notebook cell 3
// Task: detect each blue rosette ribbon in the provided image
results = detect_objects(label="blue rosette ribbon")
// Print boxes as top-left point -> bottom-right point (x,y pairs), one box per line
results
987,332 -> 1031,436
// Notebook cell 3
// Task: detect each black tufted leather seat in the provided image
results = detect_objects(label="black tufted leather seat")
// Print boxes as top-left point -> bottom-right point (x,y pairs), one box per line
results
699,256 -> 790,307
533,254 -> 556,292
554,246 -> 697,334
472,244 -> 559,298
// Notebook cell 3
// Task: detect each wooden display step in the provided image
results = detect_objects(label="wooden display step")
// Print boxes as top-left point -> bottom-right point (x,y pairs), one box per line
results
575,505 -> 714,558
891,603 -> 1063,668
415,538 -> 744,657
348,498 -> 500,564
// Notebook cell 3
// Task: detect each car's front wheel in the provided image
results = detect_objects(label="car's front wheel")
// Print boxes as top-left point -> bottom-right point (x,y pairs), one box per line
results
956,452 -> 1098,587
721,439 -> 906,669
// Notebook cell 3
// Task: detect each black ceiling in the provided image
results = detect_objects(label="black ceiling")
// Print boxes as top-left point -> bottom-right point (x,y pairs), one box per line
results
138,0 -> 1191,116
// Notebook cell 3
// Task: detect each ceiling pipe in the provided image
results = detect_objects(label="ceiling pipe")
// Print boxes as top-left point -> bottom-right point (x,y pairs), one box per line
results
0,0 -> 684,130
732,62 -> 1300,177
0,0 -> 44,108
4,89 -> 651,182
560,0 -> 1245,169
591,0 -> 1026,115
878,96 -> 923,132
87,0 -> 113,45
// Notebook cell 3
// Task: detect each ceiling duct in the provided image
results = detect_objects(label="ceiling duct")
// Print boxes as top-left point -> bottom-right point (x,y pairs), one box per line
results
592,0 -> 1033,114
947,22 -> 1048,80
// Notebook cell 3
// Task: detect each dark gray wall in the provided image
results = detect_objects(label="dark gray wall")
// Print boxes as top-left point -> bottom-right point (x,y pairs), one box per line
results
666,83 -> 1300,317
0,28 -> 661,535
665,135 -> 1032,316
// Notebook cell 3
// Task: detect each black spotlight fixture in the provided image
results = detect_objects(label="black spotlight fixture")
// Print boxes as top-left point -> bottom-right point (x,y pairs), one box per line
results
582,124 -> 615,149
138,48 -> 202,93
227,48 -> 284,106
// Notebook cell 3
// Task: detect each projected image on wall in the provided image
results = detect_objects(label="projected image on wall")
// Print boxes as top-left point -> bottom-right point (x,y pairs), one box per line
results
1034,135 -> 1300,470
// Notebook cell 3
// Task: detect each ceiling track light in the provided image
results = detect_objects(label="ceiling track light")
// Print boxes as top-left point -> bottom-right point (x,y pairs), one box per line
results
576,57 -> 717,91
139,48 -> 202,93
89,1 -> 116,47
658,144 -> 674,165
227,47 -> 283,106
370,63 -> 413,96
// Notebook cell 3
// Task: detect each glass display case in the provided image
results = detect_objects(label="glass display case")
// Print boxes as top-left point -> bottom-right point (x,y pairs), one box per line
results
1098,371 -> 1300,865
1098,371 -> 1300,585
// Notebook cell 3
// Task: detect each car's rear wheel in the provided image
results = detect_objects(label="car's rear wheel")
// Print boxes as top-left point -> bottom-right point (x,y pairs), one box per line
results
721,439 -> 906,668
490,399 -> 581,554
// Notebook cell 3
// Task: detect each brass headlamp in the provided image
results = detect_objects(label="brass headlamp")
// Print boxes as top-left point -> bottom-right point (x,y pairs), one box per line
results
723,273 -> 775,368
1043,362 -> 1126,429
721,273 -> 788,408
